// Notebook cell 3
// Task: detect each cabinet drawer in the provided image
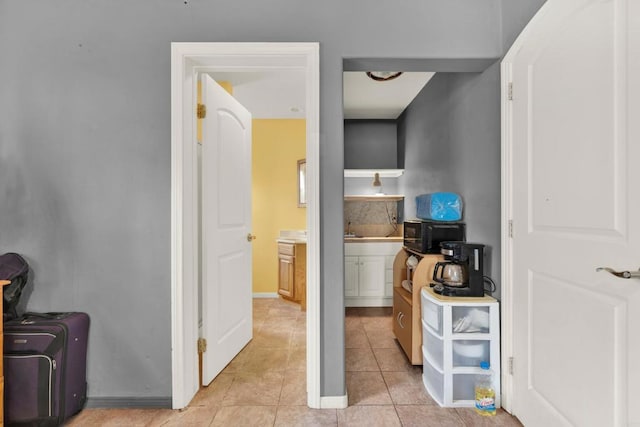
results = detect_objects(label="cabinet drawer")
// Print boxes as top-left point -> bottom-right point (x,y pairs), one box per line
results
452,373 -> 477,401
422,348 -> 444,406
393,291 -> 412,355
452,306 -> 490,334
452,339 -> 490,368
422,319 -> 443,372
421,291 -> 442,336
278,243 -> 295,256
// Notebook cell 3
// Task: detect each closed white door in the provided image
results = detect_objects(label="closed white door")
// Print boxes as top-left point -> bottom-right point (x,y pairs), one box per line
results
504,0 -> 640,425
200,73 -> 253,385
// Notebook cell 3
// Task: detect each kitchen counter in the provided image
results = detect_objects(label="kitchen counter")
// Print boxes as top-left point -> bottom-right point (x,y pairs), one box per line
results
344,236 -> 402,243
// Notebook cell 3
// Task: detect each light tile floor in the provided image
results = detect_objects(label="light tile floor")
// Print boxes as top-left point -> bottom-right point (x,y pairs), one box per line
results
66,298 -> 523,426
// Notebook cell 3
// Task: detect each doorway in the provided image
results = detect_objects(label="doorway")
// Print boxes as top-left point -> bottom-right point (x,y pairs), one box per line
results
170,43 -> 320,410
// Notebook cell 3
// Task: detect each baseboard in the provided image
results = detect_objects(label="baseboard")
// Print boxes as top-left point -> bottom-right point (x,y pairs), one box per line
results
252,292 -> 279,298
344,297 -> 392,307
320,393 -> 348,409
85,397 -> 172,408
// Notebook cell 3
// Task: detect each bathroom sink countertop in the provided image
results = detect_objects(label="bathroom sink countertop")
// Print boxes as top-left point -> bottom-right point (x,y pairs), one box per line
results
277,230 -> 307,244
277,238 -> 307,244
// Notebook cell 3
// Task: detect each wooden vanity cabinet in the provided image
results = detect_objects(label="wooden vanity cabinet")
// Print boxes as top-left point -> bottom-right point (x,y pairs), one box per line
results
277,242 -> 306,310
392,250 -> 442,365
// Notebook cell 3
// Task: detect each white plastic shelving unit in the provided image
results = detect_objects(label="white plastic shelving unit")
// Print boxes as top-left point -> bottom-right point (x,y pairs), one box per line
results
420,286 -> 500,408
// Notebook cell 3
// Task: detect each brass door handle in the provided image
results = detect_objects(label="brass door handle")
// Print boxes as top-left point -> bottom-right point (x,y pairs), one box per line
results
247,234 -> 256,242
596,267 -> 640,279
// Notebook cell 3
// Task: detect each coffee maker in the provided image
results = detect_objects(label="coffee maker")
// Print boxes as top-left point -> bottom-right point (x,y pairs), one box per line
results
431,241 -> 485,297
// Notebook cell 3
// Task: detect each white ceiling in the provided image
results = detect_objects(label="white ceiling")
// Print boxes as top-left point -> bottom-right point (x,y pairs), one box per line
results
208,71 -> 434,120
208,70 -> 307,119
343,72 -> 435,119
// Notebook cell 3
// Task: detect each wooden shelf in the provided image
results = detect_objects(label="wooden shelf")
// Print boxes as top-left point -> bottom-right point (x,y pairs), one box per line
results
344,169 -> 404,178
392,249 -> 443,365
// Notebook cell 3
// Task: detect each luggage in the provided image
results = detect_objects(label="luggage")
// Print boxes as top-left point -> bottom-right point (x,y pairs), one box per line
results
4,312 -> 90,426
0,252 -> 29,321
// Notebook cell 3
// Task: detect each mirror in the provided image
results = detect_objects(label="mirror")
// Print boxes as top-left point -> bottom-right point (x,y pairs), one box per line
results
298,159 -> 306,207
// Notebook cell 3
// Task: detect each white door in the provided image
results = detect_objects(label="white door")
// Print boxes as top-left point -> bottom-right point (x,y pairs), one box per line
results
200,73 -> 253,385
505,0 -> 639,425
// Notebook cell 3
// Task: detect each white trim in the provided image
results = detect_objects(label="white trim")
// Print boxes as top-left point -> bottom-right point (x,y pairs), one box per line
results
252,293 -> 279,299
171,42 -> 321,410
304,43 -> 321,410
343,169 -> 404,178
499,1 -> 555,413
344,298 -> 392,307
320,394 -> 348,409
499,59 -> 514,413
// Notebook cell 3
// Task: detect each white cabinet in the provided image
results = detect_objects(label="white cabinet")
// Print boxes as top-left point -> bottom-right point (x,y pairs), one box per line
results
420,287 -> 500,408
344,256 -> 360,297
344,242 -> 401,307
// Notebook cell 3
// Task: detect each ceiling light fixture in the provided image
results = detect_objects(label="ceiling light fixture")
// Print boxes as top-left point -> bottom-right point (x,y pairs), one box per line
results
372,172 -> 381,187
366,71 -> 403,82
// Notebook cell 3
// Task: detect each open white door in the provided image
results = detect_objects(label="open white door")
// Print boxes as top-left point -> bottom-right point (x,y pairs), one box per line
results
200,73 -> 253,385
503,0 -> 639,425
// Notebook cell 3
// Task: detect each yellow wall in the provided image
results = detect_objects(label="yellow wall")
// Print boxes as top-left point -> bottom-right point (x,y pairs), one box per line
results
252,119 -> 306,293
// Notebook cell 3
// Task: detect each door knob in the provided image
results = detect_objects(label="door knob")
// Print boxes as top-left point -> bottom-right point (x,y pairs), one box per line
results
596,267 -> 640,279
247,234 -> 256,242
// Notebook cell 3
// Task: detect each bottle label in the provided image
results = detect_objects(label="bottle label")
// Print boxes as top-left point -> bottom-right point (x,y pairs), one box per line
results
475,386 -> 496,415
475,397 -> 495,411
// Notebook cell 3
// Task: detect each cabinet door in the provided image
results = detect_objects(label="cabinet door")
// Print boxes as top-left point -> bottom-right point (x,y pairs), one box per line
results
344,256 -> 359,297
278,254 -> 295,298
357,256 -> 386,297
384,255 -> 395,297
393,289 -> 413,359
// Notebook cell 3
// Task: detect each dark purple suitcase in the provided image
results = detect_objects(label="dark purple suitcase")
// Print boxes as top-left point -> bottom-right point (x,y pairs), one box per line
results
4,312 -> 90,426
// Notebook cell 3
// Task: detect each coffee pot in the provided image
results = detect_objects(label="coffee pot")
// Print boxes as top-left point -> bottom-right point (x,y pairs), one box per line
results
433,262 -> 468,287
431,241 -> 485,297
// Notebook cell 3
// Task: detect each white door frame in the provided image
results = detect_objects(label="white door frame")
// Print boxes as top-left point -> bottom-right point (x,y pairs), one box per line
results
500,0 -> 556,412
500,57 -> 515,413
170,42 -> 320,409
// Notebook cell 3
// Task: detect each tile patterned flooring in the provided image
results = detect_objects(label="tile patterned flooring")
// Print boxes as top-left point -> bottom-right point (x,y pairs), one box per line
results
66,298 -> 523,426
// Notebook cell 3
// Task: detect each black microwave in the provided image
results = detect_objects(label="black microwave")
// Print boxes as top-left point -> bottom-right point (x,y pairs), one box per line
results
403,220 -> 466,254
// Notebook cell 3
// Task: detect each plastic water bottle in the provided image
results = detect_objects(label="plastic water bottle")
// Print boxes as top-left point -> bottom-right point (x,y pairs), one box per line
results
475,361 -> 496,416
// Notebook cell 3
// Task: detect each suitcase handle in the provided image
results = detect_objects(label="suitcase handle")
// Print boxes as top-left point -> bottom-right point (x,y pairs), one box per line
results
23,312 -> 72,320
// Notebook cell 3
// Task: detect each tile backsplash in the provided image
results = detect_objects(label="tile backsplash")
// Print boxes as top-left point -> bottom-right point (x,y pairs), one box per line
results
344,200 -> 401,237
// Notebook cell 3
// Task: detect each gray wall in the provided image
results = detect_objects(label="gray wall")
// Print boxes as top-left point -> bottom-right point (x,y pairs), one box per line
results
0,0 -> 543,404
344,177 -> 400,197
398,70 -> 503,298
501,0 -> 547,50
344,120 -> 397,169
